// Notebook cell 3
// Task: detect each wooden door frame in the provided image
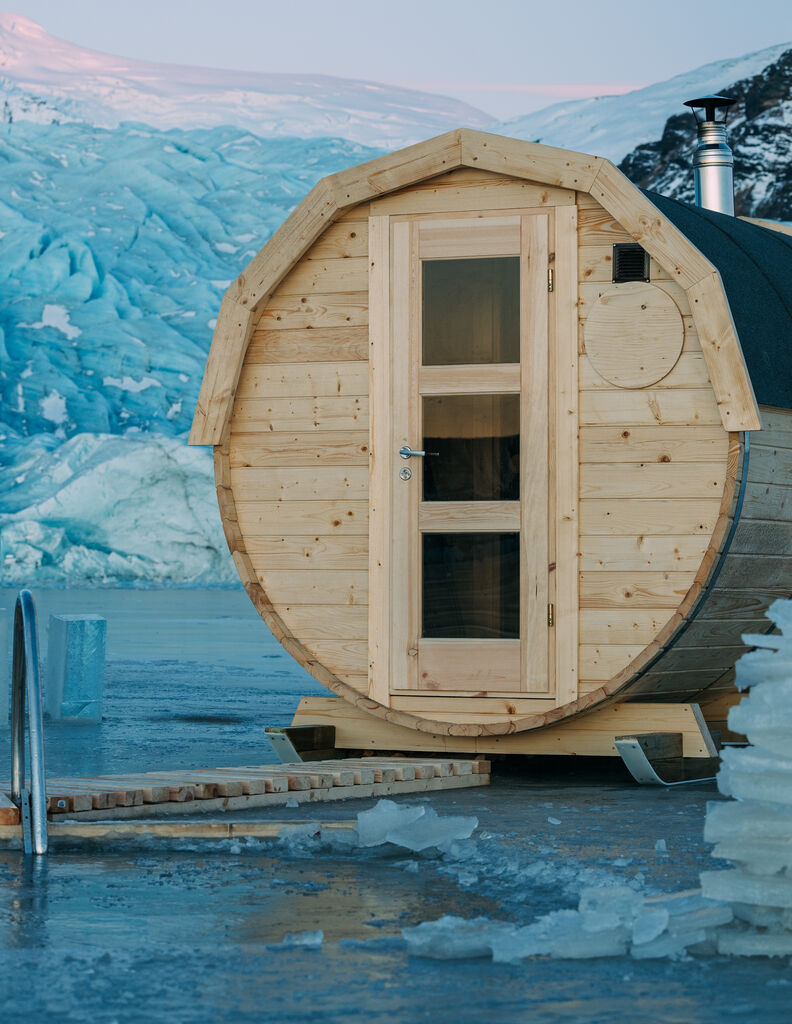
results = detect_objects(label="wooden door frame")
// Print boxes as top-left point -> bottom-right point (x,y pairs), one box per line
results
368,206 -> 579,707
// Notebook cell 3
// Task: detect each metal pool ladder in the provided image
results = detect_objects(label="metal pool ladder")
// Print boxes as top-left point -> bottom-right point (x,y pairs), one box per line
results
11,589 -> 48,855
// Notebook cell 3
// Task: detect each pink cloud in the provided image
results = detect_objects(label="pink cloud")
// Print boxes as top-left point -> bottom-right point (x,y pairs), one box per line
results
407,82 -> 646,98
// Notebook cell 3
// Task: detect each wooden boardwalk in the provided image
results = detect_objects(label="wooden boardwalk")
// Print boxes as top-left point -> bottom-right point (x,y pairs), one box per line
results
0,757 -> 490,833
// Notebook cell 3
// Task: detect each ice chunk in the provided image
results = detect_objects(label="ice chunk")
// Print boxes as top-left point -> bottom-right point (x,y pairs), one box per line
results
701,869 -> 792,909
402,916 -> 514,960
630,929 -> 706,960
654,839 -> 667,854
285,797 -> 299,809
354,799 -> 477,852
278,930 -> 323,950
578,885 -> 644,923
354,800 -> 425,848
717,929 -> 792,958
386,807 -> 478,852
632,908 -> 669,946
492,909 -> 629,962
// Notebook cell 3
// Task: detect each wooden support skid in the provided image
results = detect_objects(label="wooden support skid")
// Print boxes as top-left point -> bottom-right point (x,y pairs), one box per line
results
0,756 -> 489,837
291,697 -> 718,759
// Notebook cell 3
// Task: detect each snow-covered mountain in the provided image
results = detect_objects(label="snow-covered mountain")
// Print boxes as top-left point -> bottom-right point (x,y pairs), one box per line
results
619,47 -> 792,220
0,13 -> 493,147
500,42 -> 791,164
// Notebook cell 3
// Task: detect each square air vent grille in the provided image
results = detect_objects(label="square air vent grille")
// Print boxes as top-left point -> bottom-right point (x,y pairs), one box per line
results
612,243 -> 650,283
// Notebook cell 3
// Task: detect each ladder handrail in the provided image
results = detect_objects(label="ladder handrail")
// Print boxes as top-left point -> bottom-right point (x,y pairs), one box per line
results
11,589 -> 48,855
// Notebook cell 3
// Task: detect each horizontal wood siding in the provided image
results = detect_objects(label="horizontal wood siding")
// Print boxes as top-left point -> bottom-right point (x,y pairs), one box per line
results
576,193 -> 731,692
626,406 -> 792,702
229,200 -> 372,688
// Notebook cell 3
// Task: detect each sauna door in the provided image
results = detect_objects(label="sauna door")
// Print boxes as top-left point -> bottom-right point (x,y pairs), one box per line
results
369,212 -> 553,697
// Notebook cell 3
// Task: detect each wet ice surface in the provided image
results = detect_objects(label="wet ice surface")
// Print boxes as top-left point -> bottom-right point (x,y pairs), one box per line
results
1,588 -> 791,1022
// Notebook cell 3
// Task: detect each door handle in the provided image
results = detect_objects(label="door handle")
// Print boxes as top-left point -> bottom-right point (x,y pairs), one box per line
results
398,445 -> 438,459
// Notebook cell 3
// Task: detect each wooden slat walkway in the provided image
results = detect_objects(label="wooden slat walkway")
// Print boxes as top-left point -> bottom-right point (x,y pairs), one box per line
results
0,757 -> 490,830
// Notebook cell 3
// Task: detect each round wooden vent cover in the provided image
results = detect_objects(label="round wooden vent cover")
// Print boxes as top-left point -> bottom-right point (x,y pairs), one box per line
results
584,283 -> 684,389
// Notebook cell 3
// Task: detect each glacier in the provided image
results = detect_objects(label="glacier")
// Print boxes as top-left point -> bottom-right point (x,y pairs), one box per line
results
0,118 -> 382,584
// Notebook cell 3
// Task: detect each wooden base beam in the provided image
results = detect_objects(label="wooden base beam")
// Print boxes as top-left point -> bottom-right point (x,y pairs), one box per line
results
291,697 -> 718,759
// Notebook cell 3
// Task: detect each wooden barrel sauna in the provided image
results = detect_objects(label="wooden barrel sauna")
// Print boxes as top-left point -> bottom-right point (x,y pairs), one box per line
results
190,130 -> 792,739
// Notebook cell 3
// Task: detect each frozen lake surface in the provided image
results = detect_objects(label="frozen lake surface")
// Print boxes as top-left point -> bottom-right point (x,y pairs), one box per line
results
0,588 -> 789,1023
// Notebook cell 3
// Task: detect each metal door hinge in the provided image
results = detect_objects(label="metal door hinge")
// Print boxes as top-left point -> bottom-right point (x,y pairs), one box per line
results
547,268 -> 554,292
547,603 -> 555,627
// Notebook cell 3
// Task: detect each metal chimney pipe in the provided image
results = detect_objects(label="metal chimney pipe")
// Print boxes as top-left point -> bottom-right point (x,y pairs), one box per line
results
684,95 -> 737,215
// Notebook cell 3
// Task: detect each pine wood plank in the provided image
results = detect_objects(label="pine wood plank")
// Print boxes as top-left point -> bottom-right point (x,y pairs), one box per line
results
576,200 -> 635,245
190,295 -> 256,444
417,215 -> 520,257
235,361 -> 368,398
579,571 -> 695,608
331,130 -> 463,208
389,695 -> 555,715
419,364 -> 520,394
579,535 -> 710,571
522,213 -> 550,693
274,257 -> 368,296
236,500 -> 368,535
370,174 -> 573,216
579,389 -> 721,426
303,640 -> 368,674
579,353 -> 710,391
231,396 -> 367,432
579,644 -> 645,680
687,271 -> 761,432
231,467 -> 368,501
246,326 -> 369,364
417,640 -> 523,692
229,432 -> 369,467
256,569 -> 368,605
389,220 -> 420,693
580,462 -> 727,499
459,130 -> 600,191
274,604 -> 368,640
259,291 -> 368,331
305,220 -> 368,259
578,499 -> 719,536
368,214 -> 393,704
579,425 -> 729,463
579,609 -> 675,645
244,535 -> 369,570
554,204 -> 579,706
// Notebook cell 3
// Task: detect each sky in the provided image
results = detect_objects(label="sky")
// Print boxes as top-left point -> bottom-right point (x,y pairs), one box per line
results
6,0 -> 792,117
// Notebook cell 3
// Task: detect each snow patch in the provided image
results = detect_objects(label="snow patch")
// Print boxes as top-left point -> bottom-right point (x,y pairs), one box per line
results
103,375 -> 162,393
22,303 -> 81,339
40,390 -> 67,424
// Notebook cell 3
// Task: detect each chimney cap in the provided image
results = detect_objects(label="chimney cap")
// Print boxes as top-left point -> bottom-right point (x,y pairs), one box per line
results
684,95 -> 737,123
